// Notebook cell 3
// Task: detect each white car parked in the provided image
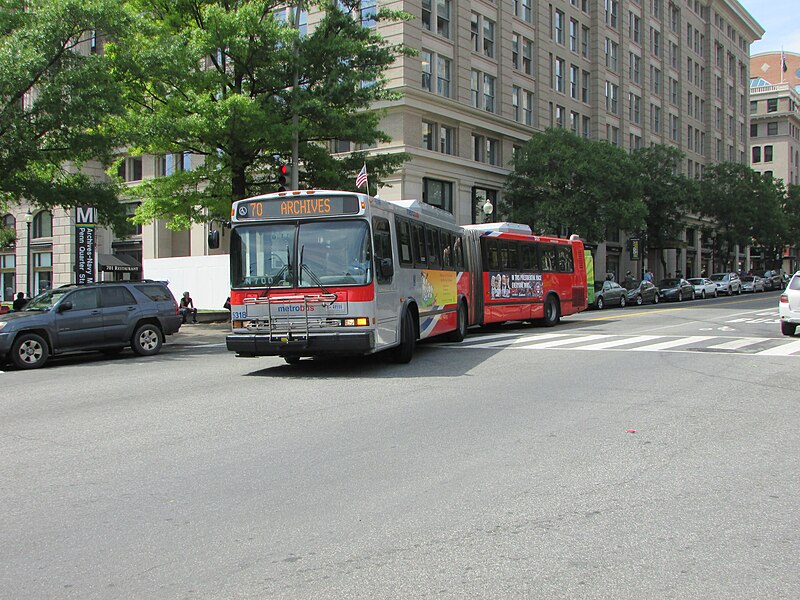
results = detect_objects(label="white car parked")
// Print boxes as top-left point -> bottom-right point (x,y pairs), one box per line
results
687,277 -> 718,299
779,271 -> 800,336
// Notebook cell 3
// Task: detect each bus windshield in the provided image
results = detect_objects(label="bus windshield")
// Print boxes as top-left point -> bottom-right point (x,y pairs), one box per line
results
231,220 -> 372,289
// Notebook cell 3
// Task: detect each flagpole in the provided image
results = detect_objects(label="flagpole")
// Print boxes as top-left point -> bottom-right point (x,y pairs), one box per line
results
781,47 -> 785,84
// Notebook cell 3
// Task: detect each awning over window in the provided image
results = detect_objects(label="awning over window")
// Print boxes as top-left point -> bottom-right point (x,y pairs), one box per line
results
98,253 -> 141,272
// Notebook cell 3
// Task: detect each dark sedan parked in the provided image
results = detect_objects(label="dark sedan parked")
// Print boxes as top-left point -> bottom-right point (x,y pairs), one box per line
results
594,280 -> 627,309
624,279 -> 660,305
657,278 -> 696,302
761,270 -> 782,290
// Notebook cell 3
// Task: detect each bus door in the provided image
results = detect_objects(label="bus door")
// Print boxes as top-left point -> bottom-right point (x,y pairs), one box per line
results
372,216 -> 397,347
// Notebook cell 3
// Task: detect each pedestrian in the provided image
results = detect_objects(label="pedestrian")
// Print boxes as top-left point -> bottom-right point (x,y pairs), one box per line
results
179,291 -> 198,324
12,292 -> 27,311
643,270 -> 653,282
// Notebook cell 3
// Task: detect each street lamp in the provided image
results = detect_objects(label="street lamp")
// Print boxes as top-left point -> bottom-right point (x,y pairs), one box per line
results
482,198 -> 493,222
24,209 -> 32,298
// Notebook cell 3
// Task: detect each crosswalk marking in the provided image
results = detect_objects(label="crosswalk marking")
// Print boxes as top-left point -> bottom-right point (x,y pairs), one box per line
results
439,332 -> 800,357
637,336 -> 715,352
517,334 -> 606,349
708,337 -> 769,350
755,340 -> 800,356
570,334 -> 661,350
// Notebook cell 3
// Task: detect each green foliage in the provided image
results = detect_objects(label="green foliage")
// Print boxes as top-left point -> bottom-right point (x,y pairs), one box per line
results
784,184 -> 800,248
110,0 -> 412,228
0,0 -> 129,230
698,163 -> 786,267
505,129 -> 646,242
629,145 -> 697,249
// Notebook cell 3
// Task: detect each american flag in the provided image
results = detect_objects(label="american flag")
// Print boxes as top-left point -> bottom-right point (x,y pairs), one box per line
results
356,164 -> 368,188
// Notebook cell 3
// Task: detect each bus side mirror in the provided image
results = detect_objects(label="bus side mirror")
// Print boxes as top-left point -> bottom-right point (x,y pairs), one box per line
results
379,258 -> 394,279
208,229 -> 220,249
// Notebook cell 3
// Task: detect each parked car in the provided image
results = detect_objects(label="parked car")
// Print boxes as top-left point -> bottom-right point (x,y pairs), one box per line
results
740,275 -> 765,293
0,281 -> 182,369
761,270 -> 782,291
657,278 -> 696,302
779,271 -> 800,336
624,279 -> 660,305
709,272 -> 741,295
593,280 -> 627,309
687,277 -> 718,299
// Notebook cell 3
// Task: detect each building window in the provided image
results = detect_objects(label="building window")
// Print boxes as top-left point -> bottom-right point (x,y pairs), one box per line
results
752,146 -> 761,163
629,93 -> 641,124
422,51 -> 451,98
629,12 -> 640,43
767,99 -> 778,113
360,0 -> 377,28
1,253 -> 16,302
651,66 -> 661,94
522,39 -> 533,75
554,9 -> 564,44
512,86 -> 521,121
750,100 -> 758,114
32,210 -> 52,239
555,105 -> 565,128
768,122 -> 778,135
605,81 -> 618,114
483,73 -> 496,112
486,138 -> 500,165
650,28 -> 661,57
440,125 -> 454,154
581,26 -> 590,57
512,34 -> 519,69
629,52 -> 641,83
569,18 -> 578,52
472,134 -> 484,162
651,104 -> 661,132
421,50 -> 432,90
423,178 -> 453,213
483,17 -> 495,58
570,65 -> 579,98
33,251 -> 52,294
118,156 -> 143,182
437,55 -> 451,97
750,123 -> 758,137
581,70 -> 590,103
554,58 -> 565,92
422,121 -> 434,150
605,38 -> 618,71
582,115 -> 591,138
523,90 -> 533,126
764,145 -> 773,162
471,70 -> 480,108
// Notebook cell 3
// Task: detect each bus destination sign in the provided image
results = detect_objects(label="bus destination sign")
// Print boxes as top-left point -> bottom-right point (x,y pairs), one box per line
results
236,195 -> 360,220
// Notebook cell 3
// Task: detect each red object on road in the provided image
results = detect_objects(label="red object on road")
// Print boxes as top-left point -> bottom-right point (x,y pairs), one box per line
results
626,429 -> 637,433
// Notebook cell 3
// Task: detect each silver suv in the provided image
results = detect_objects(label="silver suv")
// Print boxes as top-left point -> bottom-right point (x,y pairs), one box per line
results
0,281 -> 182,369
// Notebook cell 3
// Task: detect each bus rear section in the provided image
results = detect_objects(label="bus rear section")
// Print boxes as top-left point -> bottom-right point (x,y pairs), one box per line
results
462,224 -> 588,326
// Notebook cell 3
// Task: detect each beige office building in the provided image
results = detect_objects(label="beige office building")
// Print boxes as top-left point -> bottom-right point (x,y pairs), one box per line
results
1,0 -> 765,303
749,50 -> 800,273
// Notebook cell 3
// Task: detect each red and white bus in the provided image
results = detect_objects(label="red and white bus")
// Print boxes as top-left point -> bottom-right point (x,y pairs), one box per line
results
223,190 -> 587,364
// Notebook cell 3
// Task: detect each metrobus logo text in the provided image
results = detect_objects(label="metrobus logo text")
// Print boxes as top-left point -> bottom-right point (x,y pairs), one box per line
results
281,198 -> 331,215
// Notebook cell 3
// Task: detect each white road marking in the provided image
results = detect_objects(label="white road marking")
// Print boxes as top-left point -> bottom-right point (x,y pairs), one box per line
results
755,340 -> 800,356
516,334 -> 606,349
623,336 -> 715,352
707,337 -> 769,350
570,335 -> 662,350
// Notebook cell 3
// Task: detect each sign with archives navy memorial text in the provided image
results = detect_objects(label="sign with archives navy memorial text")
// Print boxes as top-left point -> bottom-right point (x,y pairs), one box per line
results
75,206 -> 97,284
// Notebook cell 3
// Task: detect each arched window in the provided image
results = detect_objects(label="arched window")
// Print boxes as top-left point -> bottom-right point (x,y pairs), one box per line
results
2,214 -> 14,230
32,210 -> 52,239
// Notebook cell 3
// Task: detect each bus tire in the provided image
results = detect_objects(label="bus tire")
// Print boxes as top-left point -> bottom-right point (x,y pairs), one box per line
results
392,311 -> 416,364
445,301 -> 468,342
542,295 -> 560,327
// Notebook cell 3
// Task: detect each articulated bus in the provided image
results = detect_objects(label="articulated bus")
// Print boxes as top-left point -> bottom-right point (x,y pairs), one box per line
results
223,189 -> 587,364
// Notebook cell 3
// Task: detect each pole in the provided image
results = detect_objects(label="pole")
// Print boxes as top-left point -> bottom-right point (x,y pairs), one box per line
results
290,3 -> 302,190
26,219 -> 32,297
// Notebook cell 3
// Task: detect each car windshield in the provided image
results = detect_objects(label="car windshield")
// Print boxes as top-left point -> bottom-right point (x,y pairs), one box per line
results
658,278 -> 680,287
741,276 -> 754,282
709,274 -> 727,282
623,280 -> 642,290
688,278 -> 702,285
22,289 -> 69,311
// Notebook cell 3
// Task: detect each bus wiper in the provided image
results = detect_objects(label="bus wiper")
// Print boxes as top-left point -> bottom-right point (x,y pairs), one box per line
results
260,245 -> 291,296
299,244 -> 332,295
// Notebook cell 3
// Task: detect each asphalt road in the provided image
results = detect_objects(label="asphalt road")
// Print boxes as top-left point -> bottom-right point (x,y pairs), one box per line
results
1,291 -> 798,599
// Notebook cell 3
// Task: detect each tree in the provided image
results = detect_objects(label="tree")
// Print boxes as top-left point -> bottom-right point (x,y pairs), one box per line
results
109,0 -> 411,229
698,163 -> 785,269
629,145 -> 696,248
784,184 -> 800,249
504,128 -> 646,242
0,0 -> 129,231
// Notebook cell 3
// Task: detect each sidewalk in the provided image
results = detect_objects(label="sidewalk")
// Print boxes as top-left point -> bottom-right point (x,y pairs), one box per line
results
170,320 -> 230,344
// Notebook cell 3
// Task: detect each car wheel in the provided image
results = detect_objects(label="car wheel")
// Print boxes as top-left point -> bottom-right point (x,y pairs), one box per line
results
678,291 -> 683,302
619,295 -> 626,308
131,323 -> 163,356
737,286 -> 742,295
691,290 -> 696,300
701,290 -> 706,299
636,294 -> 643,306
10,333 -> 49,369
714,289 -> 718,298
596,296 -> 604,310
781,321 -> 797,336
283,356 -> 301,365
653,293 -> 660,304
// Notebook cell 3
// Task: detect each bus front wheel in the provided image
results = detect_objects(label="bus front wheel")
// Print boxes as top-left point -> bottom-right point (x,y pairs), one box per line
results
392,312 -> 416,364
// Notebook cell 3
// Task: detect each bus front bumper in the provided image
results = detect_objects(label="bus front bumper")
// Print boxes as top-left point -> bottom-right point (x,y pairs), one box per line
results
226,331 -> 375,357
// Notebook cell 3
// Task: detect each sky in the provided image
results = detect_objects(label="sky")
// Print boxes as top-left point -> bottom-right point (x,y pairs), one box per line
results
739,0 -> 800,55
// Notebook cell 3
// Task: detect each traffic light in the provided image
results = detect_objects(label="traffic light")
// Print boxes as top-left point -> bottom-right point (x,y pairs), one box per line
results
278,164 -> 288,192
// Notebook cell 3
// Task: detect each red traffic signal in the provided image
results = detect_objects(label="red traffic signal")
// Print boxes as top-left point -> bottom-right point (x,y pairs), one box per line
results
278,164 -> 288,192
